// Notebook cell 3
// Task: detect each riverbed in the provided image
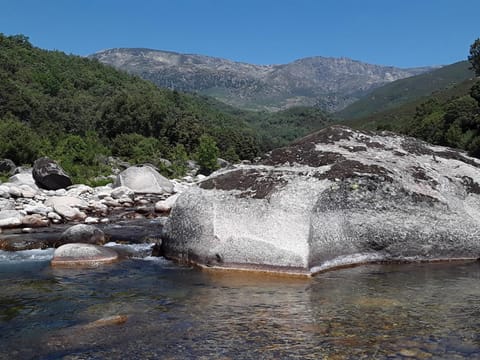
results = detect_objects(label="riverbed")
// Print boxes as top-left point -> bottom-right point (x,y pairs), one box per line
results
1,247 -> 480,359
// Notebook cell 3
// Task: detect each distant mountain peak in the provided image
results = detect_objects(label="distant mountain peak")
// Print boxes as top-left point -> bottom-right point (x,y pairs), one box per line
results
90,48 -> 437,112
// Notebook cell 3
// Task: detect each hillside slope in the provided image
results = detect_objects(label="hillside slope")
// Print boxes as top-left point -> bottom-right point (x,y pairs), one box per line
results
91,48 -> 434,112
338,61 -> 473,120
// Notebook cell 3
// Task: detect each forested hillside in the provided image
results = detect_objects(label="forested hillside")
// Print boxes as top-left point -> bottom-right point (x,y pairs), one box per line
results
0,34 -> 265,182
345,39 -> 480,158
337,61 -> 473,120
0,34 -> 336,183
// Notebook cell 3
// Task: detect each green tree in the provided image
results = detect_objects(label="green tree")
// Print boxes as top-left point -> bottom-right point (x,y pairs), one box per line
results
53,132 -> 110,184
0,116 -> 41,164
170,144 -> 189,178
469,38 -> 480,76
224,146 -> 240,163
471,81 -> 480,106
196,134 -> 219,175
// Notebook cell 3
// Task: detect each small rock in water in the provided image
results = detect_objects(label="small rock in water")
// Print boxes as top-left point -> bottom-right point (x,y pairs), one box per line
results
51,243 -> 118,267
398,348 -> 432,358
60,224 -> 105,245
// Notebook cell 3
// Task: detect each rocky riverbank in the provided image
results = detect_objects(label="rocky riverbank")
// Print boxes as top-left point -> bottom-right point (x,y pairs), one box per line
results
0,161 -> 203,253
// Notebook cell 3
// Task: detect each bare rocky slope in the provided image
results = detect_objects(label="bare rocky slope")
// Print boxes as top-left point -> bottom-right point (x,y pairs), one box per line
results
91,48 -> 435,112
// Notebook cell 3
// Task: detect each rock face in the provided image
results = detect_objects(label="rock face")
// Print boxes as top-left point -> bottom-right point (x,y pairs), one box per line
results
33,157 -> 72,190
51,243 -> 118,267
163,125 -> 480,275
114,165 -> 173,194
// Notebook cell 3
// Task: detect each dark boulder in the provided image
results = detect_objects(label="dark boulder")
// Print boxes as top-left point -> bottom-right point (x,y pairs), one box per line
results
0,159 -> 16,175
32,157 -> 72,190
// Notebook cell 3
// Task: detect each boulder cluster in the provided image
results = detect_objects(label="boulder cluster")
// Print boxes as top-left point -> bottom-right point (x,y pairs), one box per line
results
0,160 -> 198,234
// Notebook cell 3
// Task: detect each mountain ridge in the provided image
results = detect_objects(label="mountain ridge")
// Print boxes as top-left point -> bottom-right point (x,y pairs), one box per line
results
90,48 -> 437,112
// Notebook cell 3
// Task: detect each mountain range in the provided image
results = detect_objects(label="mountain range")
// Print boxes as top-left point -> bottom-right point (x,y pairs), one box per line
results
91,48 -> 436,112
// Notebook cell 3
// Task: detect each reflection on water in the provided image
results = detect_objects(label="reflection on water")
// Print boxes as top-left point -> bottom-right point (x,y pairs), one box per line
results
0,250 -> 480,359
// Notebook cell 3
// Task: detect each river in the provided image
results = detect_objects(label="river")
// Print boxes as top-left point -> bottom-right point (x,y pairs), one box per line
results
1,246 -> 480,359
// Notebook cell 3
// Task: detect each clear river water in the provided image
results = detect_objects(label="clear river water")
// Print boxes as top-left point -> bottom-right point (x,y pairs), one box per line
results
1,246 -> 480,359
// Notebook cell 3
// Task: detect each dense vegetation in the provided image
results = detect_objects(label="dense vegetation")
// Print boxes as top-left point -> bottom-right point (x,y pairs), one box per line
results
0,34 -> 334,183
337,61 -> 473,120
346,39 -> 480,158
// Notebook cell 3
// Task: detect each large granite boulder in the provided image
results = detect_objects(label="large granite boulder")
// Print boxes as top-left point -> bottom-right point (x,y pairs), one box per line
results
33,157 -> 72,190
114,165 -> 173,194
163,126 -> 480,275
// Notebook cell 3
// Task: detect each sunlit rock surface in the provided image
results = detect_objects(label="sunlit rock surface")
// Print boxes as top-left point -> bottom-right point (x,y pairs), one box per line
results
163,125 -> 480,275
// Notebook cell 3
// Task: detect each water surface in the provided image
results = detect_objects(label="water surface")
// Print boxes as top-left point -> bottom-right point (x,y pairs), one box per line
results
1,248 -> 480,359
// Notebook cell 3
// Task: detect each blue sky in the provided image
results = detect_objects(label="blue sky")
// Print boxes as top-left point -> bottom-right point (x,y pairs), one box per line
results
0,0 -> 479,68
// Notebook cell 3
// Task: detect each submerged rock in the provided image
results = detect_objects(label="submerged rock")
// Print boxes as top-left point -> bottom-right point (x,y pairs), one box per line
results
164,125 -> 480,275
51,243 -> 118,267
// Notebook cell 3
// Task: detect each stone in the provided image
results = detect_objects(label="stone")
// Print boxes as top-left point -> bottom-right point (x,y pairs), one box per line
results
0,159 -> 16,175
45,196 -> 88,210
0,185 -> 10,198
0,210 -> 23,228
163,125 -> 480,276
0,199 -> 15,210
89,201 -> 108,213
60,224 -> 105,244
8,172 -> 39,190
84,217 -> 99,224
154,194 -> 179,213
82,315 -> 128,329
55,204 -> 86,221
110,186 -> 134,200
54,188 -> 67,196
159,158 -> 172,168
47,212 -> 62,221
51,243 -> 118,267
217,158 -> 230,168
114,165 -> 173,194
19,185 -> 37,198
66,184 -> 93,197
22,214 -> 50,228
24,204 -> 51,216
7,185 -> 22,198
32,157 -> 72,190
